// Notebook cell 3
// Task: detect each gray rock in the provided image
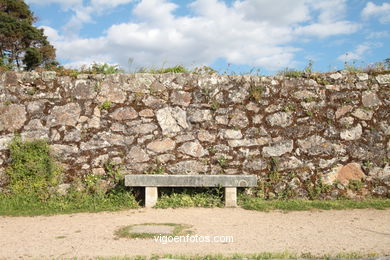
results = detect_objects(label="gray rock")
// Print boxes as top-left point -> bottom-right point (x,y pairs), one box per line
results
147,138 -> 176,153
262,140 -> 293,157
178,141 -> 207,157
340,124 -> 362,141
171,107 -> 189,129
244,158 -> 266,171
127,146 -> 150,163
156,107 -> 181,135
372,186 -> 388,195
0,104 -> 27,131
97,83 -> 127,103
72,79 -> 96,99
376,74 -> 390,84
170,91 -> 192,106
220,129 -> 243,139
47,103 -> 81,127
110,107 -> 138,121
64,129 -> 81,142
132,123 -> 158,134
167,160 -> 209,174
188,109 -> 212,123
228,87 -> 248,103
56,183 -> 71,196
357,73 -> 368,81
197,130 -> 216,142
228,138 -> 269,148
292,90 -> 317,100
51,144 -> 79,159
278,156 -> 303,170
229,110 -> 249,128
352,108 -> 373,120
266,112 -> 292,127
362,91 -> 381,107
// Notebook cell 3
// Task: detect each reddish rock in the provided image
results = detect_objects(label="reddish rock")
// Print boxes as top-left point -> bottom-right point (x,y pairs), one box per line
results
335,105 -> 352,119
337,163 -> 365,185
171,91 -> 192,106
110,107 -> 138,121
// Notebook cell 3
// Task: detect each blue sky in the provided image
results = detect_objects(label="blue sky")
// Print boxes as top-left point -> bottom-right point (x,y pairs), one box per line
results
25,0 -> 390,74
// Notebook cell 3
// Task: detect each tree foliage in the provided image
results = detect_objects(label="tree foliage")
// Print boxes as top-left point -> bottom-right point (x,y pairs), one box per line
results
0,0 -> 56,70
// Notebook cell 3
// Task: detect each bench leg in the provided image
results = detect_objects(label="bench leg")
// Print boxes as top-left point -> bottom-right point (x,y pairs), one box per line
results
145,187 -> 158,208
225,187 -> 237,207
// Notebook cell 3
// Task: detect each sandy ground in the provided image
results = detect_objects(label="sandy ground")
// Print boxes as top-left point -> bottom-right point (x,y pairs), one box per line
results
0,208 -> 390,259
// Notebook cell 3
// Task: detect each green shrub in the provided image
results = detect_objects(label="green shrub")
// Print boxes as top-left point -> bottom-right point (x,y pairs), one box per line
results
6,136 -> 61,199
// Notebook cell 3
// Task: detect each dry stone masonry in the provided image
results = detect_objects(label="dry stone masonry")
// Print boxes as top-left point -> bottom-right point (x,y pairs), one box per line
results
0,71 -> 389,199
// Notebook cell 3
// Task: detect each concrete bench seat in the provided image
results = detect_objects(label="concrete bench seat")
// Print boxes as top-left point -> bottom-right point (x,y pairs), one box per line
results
124,174 -> 257,207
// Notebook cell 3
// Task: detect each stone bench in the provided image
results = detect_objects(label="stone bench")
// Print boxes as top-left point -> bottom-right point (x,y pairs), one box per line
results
124,174 -> 257,207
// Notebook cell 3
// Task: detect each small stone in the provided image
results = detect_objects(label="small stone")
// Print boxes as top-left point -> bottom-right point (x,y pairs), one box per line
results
64,129 -> 81,142
171,107 -> 189,129
351,108 -> 373,120
139,109 -> 154,117
178,141 -> 207,157
127,146 -> 150,163
362,91 -> 381,107
171,91 -> 192,106
0,104 -> 27,131
229,111 -> 249,128
51,144 -> 78,158
142,96 -> 165,108
340,124 -> 362,141
262,140 -> 293,157
197,130 -> 216,142
266,112 -> 292,127
132,123 -> 158,134
335,105 -> 353,119
147,138 -> 176,153
220,129 -> 242,139
56,184 -> 71,196
156,154 -> 176,163
246,102 -> 260,113
215,115 -> 229,125
252,115 -> 263,125
188,109 -> 212,123
110,107 -> 138,120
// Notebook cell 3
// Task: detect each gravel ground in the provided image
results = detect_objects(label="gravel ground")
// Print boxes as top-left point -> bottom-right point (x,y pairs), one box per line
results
0,208 -> 389,259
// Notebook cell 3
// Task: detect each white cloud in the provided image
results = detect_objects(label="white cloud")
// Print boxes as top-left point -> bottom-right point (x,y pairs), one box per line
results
40,0 -> 361,71
367,31 -> 390,39
362,2 -> 390,23
295,21 -> 359,38
338,43 -> 372,62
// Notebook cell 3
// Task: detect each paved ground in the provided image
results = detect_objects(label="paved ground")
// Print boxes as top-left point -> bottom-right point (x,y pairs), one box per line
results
0,208 -> 389,259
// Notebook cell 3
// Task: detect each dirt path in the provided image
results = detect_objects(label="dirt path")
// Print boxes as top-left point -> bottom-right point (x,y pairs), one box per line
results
1,208 -> 390,259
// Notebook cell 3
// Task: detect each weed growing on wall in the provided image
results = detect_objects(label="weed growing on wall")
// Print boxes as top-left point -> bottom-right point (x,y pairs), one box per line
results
6,136 -> 61,200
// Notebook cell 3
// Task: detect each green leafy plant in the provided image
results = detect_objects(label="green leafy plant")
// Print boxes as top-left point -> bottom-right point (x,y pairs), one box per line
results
278,68 -> 303,78
348,180 -> 364,191
99,100 -> 112,110
5,136 -> 61,200
216,156 -> 227,168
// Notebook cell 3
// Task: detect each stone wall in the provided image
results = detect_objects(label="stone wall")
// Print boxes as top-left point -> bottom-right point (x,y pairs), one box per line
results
0,71 -> 389,198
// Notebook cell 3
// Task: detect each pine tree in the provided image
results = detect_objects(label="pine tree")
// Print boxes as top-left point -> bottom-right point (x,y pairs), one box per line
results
0,0 -> 56,70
